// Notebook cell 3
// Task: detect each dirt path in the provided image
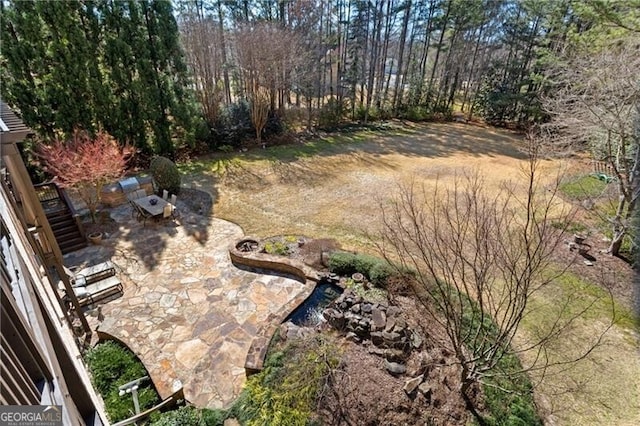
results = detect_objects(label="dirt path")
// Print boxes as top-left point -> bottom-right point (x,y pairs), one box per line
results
186,122 -> 639,425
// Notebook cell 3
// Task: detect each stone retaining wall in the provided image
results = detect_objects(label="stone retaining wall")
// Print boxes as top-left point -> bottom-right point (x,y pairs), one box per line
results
101,175 -> 154,207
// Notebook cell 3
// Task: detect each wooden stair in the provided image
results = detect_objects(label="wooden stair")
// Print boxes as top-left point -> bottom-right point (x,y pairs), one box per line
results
35,182 -> 87,254
47,210 -> 87,254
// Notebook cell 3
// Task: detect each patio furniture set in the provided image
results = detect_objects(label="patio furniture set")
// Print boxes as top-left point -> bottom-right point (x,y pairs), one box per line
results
127,188 -> 178,226
62,261 -> 122,308
59,179 -> 180,310
117,177 -> 178,226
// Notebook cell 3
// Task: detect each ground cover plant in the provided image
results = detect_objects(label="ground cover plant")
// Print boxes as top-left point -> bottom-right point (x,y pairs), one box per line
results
84,340 -> 159,422
228,334 -> 340,425
180,122 -> 639,425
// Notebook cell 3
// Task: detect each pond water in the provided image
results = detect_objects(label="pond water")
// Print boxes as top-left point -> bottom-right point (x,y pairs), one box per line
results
285,280 -> 343,326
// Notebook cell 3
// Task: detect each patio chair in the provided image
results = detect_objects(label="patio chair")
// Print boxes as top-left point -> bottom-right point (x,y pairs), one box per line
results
63,261 -> 116,288
134,188 -> 147,199
127,192 -> 140,218
162,189 -> 169,200
162,203 -> 173,220
170,194 -> 177,205
134,203 -> 153,226
69,275 -> 123,307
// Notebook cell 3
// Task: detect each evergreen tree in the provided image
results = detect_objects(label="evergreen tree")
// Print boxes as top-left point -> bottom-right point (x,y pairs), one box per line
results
1,0 -> 195,157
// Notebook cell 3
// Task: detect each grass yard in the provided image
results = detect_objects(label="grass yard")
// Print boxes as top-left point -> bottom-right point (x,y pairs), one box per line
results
181,121 -> 639,425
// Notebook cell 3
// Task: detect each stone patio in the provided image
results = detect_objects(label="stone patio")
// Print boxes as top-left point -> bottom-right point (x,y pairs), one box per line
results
64,200 -> 307,409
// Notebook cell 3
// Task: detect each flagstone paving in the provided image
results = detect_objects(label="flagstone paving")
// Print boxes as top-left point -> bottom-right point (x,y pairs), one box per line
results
64,201 -> 306,408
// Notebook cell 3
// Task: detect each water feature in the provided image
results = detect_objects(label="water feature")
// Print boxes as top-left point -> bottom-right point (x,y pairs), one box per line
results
285,280 -> 343,326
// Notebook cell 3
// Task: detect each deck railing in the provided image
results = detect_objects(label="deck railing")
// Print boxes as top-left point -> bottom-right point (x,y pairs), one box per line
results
33,181 -> 85,239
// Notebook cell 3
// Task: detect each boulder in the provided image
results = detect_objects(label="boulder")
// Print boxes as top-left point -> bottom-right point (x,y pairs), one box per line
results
345,332 -> 361,343
361,303 -> 373,314
403,374 -> 424,395
371,307 -> 387,331
387,306 -> 402,317
323,308 -> 346,330
385,360 -> 407,375
384,349 -> 405,363
381,331 -> 402,344
393,318 -> 407,331
411,332 -> 423,349
368,346 -> 385,357
385,317 -> 396,332
370,332 -> 384,346
418,382 -> 432,398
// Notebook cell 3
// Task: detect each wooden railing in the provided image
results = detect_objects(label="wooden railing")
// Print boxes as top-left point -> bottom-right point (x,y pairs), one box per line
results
33,181 -> 85,239
33,181 -> 62,204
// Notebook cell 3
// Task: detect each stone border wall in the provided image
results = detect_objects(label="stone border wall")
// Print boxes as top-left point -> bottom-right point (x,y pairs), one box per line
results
101,175 -> 154,207
228,237 -> 325,374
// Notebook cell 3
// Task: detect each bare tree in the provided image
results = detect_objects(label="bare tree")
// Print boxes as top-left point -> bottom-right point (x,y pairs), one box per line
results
234,21 -> 304,111
376,142 -> 612,416
178,1 -> 226,124
250,84 -> 270,147
542,35 -> 640,255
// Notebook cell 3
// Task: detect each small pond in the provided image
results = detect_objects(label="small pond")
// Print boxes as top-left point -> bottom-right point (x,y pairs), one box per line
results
285,280 -> 343,326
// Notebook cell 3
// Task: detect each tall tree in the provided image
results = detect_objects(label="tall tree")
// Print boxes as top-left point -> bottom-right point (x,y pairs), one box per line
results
1,0 -> 195,157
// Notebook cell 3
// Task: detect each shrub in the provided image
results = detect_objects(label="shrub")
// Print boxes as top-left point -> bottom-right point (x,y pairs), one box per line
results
150,156 -> 181,195
228,336 -> 339,425
150,406 -> 227,426
84,341 -> 159,422
353,105 -> 381,122
398,105 -> 430,122
328,251 -> 394,287
211,101 -> 285,149
318,98 -> 346,130
369,262 -> 393,287
327,251 -> 360,276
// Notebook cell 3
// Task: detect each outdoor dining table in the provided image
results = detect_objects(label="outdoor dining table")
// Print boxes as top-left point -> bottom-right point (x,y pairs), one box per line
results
133,194 -> 170,218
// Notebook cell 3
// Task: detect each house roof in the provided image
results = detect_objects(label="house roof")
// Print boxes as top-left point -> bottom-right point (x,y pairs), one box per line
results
0,101 -> 32,145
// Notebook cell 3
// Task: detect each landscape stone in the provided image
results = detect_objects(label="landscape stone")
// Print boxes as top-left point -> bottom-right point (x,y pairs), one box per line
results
411,332 -> 423,349
386,306 -> 401,317
382,330 -> 402,344
368,346 -> 385,356
418,382 -> 432,398
403,374 -> 424,395
370,332 -> 384,346
385,360 -> 407,375
384,349 -> 405,362
371,308 -> 386,331
385,317 -> 396,332
345,332 -> 361,343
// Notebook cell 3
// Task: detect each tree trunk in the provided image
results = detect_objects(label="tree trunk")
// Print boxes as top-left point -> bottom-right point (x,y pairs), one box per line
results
217,0 -> 231,104
393,0 -> 412,114
426,0 -> 452,107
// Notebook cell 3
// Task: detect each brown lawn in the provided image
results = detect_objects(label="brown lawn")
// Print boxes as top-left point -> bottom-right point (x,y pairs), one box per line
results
183,121 -> 640,425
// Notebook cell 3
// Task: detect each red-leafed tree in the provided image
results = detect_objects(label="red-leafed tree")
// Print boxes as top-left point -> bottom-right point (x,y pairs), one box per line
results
37,130 -> 132,222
